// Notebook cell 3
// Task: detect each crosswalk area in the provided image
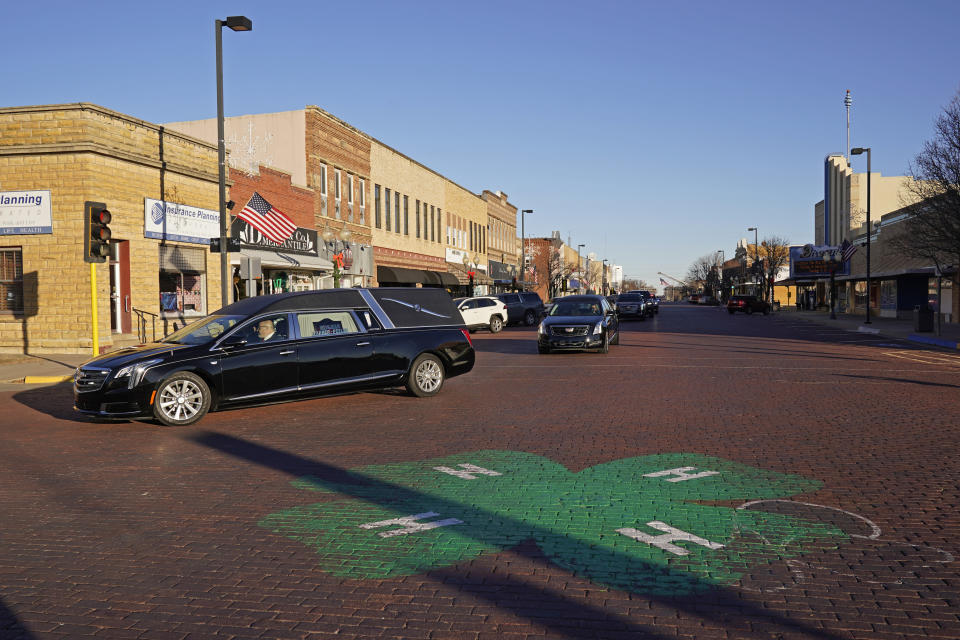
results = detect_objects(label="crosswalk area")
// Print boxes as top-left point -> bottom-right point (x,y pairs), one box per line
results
882,349 -> 960,367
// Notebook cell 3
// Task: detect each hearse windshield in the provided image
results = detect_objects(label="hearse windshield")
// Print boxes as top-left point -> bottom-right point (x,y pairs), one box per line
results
161,315 -> 245,345
550,301 -> 603,317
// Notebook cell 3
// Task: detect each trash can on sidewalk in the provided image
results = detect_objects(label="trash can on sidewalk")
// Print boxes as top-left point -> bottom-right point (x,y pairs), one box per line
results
913,305 -> 934,332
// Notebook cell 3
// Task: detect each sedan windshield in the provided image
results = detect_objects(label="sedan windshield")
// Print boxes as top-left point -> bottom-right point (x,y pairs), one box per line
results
161,315 -> 245,345
618,293 -> 643,301
550,301 -> 602,316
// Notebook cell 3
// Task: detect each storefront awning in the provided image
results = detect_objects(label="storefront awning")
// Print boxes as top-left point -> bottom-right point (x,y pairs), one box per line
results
378,266 -> 458,286
232,249 -> 333,271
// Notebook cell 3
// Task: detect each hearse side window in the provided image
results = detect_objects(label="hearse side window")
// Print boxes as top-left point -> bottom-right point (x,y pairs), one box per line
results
297,311 -> 360,337
230,314 -> 292,344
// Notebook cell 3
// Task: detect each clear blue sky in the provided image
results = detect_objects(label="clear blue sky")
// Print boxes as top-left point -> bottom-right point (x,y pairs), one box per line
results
3,0 -> 959,290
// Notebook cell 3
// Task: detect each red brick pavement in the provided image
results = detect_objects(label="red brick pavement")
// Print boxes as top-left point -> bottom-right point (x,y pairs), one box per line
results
0,303 -> 958,639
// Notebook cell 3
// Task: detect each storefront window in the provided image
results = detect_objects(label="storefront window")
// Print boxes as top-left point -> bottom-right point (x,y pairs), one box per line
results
159,246 -> 206,317
853,281 -> 867,309
880,280 -> 897,311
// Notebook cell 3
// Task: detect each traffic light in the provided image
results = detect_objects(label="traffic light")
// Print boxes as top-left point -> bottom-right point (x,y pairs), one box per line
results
84,201 -> 111,263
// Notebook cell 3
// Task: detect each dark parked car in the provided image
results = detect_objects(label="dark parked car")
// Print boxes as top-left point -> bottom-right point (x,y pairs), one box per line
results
616,291 -> 651,320
538,294 -> 619,354
727,295 -> 771,315
496,291 -> 545,326
637,290 -> 659,314
74,288 -> 475,426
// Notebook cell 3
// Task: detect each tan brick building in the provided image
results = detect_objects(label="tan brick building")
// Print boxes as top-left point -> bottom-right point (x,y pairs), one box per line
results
0,103 -> 222,354
166,107 -> 373,288
480,190 -> 518,292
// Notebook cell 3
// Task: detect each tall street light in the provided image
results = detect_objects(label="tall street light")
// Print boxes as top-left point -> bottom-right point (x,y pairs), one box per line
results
716,250 -> 725,302
216,15 -> 253,308
747,227 -> 759,298
577,243 -> 585,292
520,209 -> 533,290
851,147 -> 872,324
601,259 -> 608,295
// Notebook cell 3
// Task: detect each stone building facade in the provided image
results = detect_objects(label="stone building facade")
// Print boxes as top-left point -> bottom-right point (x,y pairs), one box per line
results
0,103 -> 221,354
481,190 -> 518,291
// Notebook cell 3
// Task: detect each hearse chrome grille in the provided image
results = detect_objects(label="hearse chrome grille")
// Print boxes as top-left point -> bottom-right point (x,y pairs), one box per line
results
550,325 -> 589,336
74,368 -> 110,392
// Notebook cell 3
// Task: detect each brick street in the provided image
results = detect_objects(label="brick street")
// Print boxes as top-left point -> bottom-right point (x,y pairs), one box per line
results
1,303 -> 958,639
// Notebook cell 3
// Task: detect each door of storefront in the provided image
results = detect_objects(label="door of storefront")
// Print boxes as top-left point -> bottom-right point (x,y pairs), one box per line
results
109,240 -> 131,334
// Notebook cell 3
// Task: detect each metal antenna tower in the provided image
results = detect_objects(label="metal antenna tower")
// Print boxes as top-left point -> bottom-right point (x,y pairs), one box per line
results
845,90 -> 852,162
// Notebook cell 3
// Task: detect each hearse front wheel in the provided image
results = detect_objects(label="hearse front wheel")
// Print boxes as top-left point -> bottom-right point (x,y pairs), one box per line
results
153,371 -> 211,426
407,353 -> 445,397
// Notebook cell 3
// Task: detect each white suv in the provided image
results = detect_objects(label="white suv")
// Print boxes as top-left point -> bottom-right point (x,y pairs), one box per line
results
455,296 -> 508,333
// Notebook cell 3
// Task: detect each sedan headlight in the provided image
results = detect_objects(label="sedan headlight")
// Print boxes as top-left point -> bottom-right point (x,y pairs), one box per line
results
114,358 -> 162,389
538,321 -> 547,335
593,323 -> 603,335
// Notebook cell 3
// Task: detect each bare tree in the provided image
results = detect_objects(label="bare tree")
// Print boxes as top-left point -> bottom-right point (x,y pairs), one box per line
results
687,253 -> 719,295
759,235 -> 791,302
892,91 -> 960,298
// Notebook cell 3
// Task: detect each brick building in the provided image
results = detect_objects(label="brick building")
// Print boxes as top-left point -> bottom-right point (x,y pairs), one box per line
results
0,103 -> 222,354
481,190 -> 518,292
166,107 -> 374,289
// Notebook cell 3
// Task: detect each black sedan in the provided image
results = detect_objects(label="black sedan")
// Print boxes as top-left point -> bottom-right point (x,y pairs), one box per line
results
537,294 -> 619,354
74,288 -> 475,426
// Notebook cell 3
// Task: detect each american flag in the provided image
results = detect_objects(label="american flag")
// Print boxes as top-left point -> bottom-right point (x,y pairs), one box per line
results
237,192 -> 297,244
840,239 -> 857,262
660,278 -> 670,286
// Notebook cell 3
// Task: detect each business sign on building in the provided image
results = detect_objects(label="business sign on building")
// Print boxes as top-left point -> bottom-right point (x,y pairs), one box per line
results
231,218 -> 318,257
445,247 -> 487,271
0,190 -> 52,235
144,198 -> 220,244
789,244 -> 850,279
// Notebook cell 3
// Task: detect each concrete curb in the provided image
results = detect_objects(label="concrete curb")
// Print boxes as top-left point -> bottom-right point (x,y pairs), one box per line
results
857,326 -> 881,334
21,375 -> 74,384
907,334 -> 960,350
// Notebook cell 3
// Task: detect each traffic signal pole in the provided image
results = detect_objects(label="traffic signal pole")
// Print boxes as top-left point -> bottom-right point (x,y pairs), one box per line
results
90,262 -> 99,357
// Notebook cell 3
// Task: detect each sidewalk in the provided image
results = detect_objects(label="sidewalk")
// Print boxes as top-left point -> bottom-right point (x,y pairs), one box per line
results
775,307 -> 960,349
0,353 -> 90,387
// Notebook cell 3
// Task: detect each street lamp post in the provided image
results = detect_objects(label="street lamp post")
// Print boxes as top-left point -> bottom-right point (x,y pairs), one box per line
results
577,244 -> 585,293
520,209 -> 533,290
601,259 -> 608,295
216,15 -> 252,308
747,227 -> 759,298
716,250 -> 725,302
851,147 -> 871,324
826,250 -> 839,319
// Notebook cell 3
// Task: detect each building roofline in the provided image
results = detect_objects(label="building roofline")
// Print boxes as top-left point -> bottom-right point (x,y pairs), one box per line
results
1,102 -> 219,151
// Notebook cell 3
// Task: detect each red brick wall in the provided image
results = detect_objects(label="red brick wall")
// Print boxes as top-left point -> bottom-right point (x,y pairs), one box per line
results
305,108 -> 372,248
229,166 -> 315,229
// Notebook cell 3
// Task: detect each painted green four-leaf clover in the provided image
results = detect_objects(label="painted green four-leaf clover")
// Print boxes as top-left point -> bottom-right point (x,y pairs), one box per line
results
259,451 -> 845,595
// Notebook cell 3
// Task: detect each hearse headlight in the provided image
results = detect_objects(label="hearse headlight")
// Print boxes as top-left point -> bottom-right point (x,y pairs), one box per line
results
114,358 -> 162,389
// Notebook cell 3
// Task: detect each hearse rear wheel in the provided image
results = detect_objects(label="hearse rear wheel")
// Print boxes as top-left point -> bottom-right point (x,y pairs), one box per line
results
407,353 -> 445,397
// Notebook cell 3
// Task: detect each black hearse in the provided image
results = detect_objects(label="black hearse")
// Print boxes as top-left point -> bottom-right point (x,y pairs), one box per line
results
74,288 -> 475,426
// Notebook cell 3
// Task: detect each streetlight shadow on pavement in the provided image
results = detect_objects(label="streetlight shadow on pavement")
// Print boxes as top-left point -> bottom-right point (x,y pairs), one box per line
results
187,430 -> 849,640
0,596 -> 36,640
834,373 -> 960,388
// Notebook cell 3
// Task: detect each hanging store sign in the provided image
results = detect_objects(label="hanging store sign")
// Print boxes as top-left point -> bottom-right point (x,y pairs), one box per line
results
0,190 -> 52,235
231,218 -> 318,257
789,244 -> 850,279
144,198 -> 220,244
